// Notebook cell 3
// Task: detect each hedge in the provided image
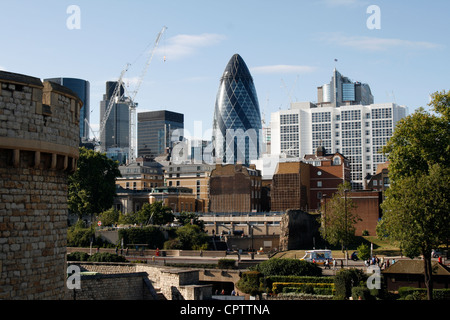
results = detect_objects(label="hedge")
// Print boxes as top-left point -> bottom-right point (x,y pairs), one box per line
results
272,282 -> 335,295
282,286 -> 334,296
254,258 -> 322,277
264,276 -> 334,293
217,259 -> 236,269
398,287 -> 450,300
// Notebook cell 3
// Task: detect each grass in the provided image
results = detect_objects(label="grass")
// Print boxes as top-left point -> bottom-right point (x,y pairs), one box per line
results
273,236 -> 402,259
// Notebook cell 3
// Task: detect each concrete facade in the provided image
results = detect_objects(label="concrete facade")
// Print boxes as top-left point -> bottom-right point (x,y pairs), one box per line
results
0,71 -> 82,299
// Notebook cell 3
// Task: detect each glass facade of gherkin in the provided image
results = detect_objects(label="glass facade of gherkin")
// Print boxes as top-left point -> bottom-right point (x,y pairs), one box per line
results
212,54 -> 262,165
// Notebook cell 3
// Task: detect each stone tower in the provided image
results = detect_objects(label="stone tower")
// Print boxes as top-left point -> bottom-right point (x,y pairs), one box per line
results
0,71 -> 81,299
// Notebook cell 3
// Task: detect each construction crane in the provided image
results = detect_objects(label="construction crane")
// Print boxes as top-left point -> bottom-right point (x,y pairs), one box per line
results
98,64 -> 129,153
127,26 -> 167,163
97,26 -> 167,163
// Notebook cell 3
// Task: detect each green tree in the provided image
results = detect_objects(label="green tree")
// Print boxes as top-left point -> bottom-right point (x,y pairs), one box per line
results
379,91 -> 450,300
356,242 -> 371,261
68,147 -> 121,220
173,224 -> 209,250
97,207 -> 120,227
137,202 -> 174,225
378,164 -> 450,299
178,211 -> 205,229
319,182 -> 359,262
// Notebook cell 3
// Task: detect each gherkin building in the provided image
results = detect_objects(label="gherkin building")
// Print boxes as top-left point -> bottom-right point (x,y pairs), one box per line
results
212,54 -> 262,165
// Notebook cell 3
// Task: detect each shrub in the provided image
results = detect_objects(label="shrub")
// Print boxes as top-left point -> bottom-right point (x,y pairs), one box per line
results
352,286 -> 372,300
398,287 -> 450,300
334,268 -> 367,299
163,238 -> 183,250
217,259 -> 236,269
357,242 -> 371,261
67,251 -> 90,261
254,258 -> 322,277
87,252 -> 128,262
67,225 -> 95,247
236,271 -> 264,296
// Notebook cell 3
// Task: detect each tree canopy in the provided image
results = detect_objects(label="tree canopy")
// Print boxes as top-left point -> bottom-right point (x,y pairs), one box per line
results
379,90 -> 450,300
68,147 -> 121,220
319,181 -> 359,254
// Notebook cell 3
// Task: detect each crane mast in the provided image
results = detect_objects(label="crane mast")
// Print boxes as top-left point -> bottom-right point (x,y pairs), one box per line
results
97,26 -> 167,163
128,26 -> 167,163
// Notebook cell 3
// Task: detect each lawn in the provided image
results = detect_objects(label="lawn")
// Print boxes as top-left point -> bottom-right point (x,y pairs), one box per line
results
273,236 -> 402,259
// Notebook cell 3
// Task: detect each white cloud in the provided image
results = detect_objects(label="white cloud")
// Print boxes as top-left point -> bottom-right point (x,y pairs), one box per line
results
322,33 -> 441,51
156,33 -> 226,60
0,66 -> 6,71
251,65 -> 317,75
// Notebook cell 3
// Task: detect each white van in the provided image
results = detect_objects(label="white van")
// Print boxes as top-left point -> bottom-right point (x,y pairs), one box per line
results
300,249 -> 332,264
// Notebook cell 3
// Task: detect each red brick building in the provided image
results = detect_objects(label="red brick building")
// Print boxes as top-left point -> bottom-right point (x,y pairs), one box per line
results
322,189 -> 383,236
304,146 -> 351,211
209,164 -> 262,213
271,161 -> 310,212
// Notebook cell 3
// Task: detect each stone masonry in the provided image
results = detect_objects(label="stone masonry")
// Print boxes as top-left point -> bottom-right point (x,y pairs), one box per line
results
0,71 -> 81,299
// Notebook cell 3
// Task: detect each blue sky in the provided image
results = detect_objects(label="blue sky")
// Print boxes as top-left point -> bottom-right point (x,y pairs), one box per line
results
1,0 -> 449,140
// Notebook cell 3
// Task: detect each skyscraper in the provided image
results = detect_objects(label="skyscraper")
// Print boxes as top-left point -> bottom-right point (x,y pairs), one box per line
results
44,77 -> 90,142
269,69 -> 407,189
212,54 -> 263,165
270,102 -> 407,190
137,110 -> 184,158
99,81 -> 131,163
317,69 -> 374,107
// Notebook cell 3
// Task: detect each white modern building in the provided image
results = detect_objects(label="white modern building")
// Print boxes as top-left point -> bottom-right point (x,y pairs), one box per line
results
270,101 -> 407,189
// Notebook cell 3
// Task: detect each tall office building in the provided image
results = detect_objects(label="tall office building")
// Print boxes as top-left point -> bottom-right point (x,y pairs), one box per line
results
137,110 -> 184,158
317,69 -> 374,108
99,81 -> 131,163
44,77 -> 90,142
270,102 -> 407,189
212,54 -> 263,165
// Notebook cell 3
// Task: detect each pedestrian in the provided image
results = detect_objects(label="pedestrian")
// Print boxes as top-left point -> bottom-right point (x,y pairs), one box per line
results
231,290 -> 236,296
221,289 -> 225,295
332,259 -> 337,270
340,259 -> 343,268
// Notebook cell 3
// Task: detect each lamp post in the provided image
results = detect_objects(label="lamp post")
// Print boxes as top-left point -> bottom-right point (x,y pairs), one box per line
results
323,194 -> 327,248
344,188 -> 349,267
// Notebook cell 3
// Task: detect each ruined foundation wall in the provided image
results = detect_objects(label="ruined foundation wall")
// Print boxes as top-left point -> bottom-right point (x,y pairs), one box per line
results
0,71 -> 81,299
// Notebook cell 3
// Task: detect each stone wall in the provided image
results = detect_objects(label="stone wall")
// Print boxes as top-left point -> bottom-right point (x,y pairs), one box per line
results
66,272 -> 152,300
279,209 -> 320,251
0,71 -> 82,299
68,262 -> 212,300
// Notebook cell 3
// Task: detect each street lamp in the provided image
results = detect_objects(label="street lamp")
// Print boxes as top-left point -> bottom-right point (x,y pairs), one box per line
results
344,188 -> 349,267
323,194 -> 327,248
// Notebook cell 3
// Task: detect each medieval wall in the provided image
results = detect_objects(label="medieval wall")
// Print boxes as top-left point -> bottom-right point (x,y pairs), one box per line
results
0,71 -> 81,299
279,209 -> 320,251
